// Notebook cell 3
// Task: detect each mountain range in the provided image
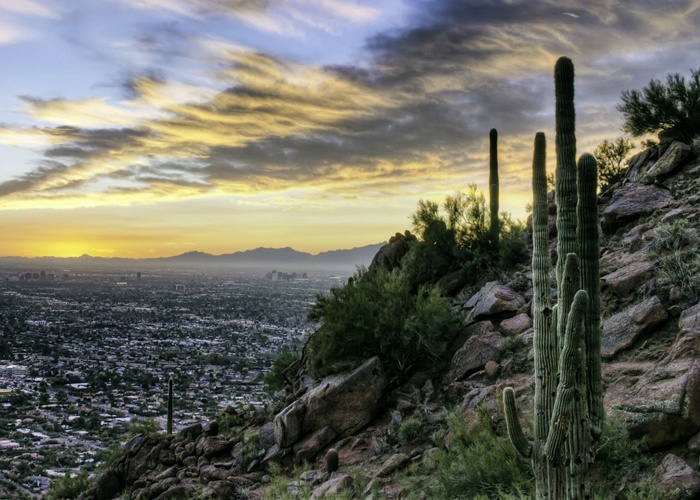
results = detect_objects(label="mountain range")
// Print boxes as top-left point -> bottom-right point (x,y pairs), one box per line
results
0,243 -> 386,273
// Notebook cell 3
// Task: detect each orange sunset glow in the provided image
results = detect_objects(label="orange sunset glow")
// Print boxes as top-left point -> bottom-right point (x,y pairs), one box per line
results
1,1 -> 696,257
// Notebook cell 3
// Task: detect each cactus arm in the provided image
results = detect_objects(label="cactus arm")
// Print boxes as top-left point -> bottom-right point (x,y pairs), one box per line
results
544,288 -> 588,460
576,153 -> 604,440
489,128 -> 500,248
503,387 -> 533,458
554,57 -> 578,288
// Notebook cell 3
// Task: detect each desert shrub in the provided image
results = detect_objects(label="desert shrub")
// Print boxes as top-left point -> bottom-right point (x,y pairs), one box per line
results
618,68 -> 700,143
45,471 -> 91,500
306,267 -> 461,383
659,249 -> 700,304
500,335 -> 525,355
264,349 -> 299,395
594,137 -> 635,192
397,417 -> 423,444
412,406 -> 534,499
126,417 -> 160,436
591,414 -> 658,498
498,214 -> 528,270
408,186 -> 526,288
652,219 -> 692,252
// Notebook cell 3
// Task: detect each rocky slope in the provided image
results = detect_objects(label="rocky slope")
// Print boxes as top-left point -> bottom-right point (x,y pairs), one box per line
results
79,142 -> 700,499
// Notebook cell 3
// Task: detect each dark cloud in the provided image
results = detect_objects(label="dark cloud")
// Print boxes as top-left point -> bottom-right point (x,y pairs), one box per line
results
7,0 -> 700,203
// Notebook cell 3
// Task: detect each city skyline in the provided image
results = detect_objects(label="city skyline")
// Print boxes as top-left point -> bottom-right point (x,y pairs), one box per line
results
1,1 -> 700,257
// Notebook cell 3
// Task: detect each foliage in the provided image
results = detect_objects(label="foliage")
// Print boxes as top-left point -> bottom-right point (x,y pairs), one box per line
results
660,249 -> 700,304
306,267 -> 461,383
498,213 -> 528,270
45,471 -> 91,500
407,185 -> 526,288
263,349 -> 299,395
618,68 -> 700,143
397,417 -> 423,444
594,137 -> 635,192
126,416 -> 160,436
409,406 -> 534,499
590,415 -> 658,498
651,220 -> 700,304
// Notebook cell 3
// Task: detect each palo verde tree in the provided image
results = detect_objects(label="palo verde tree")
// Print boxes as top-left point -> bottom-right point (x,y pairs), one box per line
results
593,137 -> 634,193
618,68 -> 700,143
503,57 -> 602,499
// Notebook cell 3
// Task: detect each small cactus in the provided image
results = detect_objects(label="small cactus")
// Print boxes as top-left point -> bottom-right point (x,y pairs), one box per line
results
324,448 -> 339,474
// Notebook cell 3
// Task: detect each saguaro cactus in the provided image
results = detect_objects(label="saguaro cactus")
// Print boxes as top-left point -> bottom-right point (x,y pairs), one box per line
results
503,57 -> 602,500
489,128 -> 500,248
167,377 -> 173,435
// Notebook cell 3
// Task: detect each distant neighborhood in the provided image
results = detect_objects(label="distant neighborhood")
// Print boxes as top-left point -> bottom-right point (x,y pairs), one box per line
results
0,267 -> 340,497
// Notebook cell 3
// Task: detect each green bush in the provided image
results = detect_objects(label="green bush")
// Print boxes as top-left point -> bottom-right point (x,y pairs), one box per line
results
408,186 -> 526,288
618,68 -> 700,143
411,406 -> 534,499
594,137 -> 635,192
306,267 -> 461,383
397,417 -> 423,444
264,349 -> 299,395
45,471 -> 91,500
591,414 -> 658,498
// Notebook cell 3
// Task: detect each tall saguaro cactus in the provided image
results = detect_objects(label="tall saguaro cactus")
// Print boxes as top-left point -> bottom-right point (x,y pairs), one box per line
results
503,57 -> 602,500
489,128 -> 500,249
167,377 -> 173,435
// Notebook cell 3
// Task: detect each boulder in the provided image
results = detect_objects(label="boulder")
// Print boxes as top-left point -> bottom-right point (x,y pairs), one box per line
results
95,468 -> 123,500
292,426 -> 338,463
450,331 -> 504,380
679,302 -> 700,331
601,260 -> 655,296
369,232 -> 415,272
311,473 -> 355,499
601,183 -> 674,234
653,454 -> 700,498
606,359 -> 700,448
601,296 -> 668,359
274,401 -> 306,448
435,270 -> 468,296
126,437 -> 162,485
645,141 -> 693,181
465,281 -> 525,321
600,248 -> 650,276
195,436 -> 236,459
498,313 -> 532,336
626,148 -> 657,182
377,453 -> 411,477
274,357 -> 386,449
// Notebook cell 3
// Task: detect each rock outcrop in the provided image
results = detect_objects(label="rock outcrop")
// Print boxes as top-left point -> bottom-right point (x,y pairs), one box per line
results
601,182 -> 674,234
274,357 -> 386,457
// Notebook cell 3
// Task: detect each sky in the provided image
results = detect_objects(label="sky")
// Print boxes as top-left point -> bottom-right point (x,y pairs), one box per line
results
1,0 -> 700,258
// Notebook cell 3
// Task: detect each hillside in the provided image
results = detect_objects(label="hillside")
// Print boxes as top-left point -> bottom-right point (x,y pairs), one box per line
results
73,139 -> 700,499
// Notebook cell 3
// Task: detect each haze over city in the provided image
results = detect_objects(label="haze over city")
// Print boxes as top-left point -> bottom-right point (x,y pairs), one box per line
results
1,0 -> 700,258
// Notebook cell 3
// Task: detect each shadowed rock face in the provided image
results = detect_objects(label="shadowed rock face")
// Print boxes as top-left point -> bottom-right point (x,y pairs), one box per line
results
601,183 -> 674,234
274,356 -> 386,451
369,232 -> 416,272
601,296 -> 668,359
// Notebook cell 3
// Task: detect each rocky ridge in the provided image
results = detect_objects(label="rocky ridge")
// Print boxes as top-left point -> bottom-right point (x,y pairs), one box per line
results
80,142 -> 700,499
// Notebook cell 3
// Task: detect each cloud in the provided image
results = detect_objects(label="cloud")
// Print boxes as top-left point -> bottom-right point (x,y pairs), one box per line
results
0,0 -> 57,18
6,0 -> 700,216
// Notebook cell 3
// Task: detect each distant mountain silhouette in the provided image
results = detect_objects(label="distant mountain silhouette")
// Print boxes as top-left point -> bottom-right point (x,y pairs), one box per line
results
0,243 -> 386,273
